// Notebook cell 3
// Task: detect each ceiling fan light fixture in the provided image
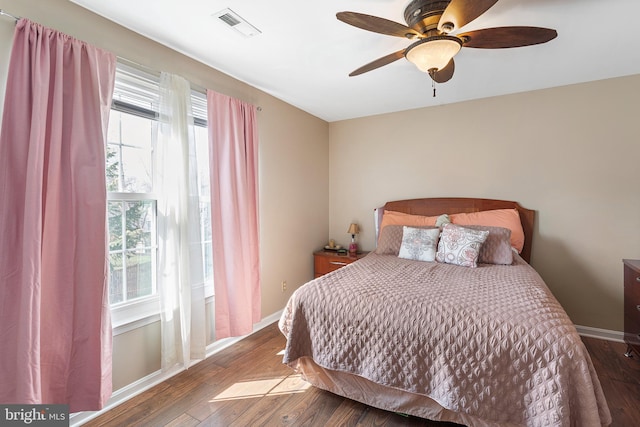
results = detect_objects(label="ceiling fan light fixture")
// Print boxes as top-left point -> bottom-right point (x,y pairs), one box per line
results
405,35 -> 462,73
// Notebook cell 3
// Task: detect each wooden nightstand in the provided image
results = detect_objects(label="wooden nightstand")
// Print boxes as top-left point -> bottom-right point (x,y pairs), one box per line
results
313,250 -> 368,278
624,259 -> 640,358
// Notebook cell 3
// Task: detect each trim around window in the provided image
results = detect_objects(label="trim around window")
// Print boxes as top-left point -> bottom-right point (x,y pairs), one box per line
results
107,62 -> 212,331
111,295 -> 160,335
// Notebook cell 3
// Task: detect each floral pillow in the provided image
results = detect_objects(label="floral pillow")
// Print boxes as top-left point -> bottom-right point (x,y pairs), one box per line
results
465,225 -> 513,265
436,223 -> 489,268
398,226 -> 440,262
376,225 -> 439,255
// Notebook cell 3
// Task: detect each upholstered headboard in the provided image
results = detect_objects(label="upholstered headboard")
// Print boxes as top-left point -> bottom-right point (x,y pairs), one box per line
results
374,197 -> 535,263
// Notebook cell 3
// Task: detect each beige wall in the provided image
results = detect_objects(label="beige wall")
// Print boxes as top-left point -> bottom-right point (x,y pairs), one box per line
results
329,75 -> 640,331
1,0 -> 329,392
3,0 -> 636,401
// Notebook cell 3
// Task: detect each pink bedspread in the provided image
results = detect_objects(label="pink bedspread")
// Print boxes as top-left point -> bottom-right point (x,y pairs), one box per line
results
279,253 -> 611,426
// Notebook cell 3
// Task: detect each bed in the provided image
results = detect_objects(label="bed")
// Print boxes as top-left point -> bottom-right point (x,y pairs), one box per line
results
278,197 -> 611,426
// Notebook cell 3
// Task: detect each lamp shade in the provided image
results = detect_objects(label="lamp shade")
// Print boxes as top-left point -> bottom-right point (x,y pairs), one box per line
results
405,35 -> 462,73
347,223 -> 359,235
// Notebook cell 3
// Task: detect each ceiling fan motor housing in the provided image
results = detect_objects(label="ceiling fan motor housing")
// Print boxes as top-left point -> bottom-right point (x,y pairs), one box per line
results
404,0 -> 451,34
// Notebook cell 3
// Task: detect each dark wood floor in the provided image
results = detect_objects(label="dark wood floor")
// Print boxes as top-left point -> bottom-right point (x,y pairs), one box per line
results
84,323 -> 640,426
581,337 -> 640,426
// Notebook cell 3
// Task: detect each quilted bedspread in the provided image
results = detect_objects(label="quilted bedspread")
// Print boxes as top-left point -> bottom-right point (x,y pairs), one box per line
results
279,253 -> 611,426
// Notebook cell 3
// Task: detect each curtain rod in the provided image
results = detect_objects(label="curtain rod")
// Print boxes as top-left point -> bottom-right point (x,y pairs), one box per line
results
116,56 -> 262,112
0,9 -> 20,21
0,13 -> 260,110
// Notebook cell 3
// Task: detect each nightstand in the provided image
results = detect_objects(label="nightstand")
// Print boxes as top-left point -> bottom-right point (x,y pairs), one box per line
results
313,250 -> 368,278
624,259 -> 640,358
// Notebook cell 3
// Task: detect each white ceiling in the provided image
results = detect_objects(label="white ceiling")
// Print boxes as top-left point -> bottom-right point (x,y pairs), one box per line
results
70,0 -> 640,122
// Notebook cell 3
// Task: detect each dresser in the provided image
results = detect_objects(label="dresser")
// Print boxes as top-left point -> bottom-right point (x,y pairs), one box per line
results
623,259 -> 640,358
313,250 -> 368,278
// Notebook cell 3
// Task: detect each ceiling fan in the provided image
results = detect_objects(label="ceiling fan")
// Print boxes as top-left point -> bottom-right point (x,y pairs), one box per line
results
337,0 -> 557,86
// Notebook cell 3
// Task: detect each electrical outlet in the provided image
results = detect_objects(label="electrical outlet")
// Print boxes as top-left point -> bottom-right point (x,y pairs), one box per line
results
281,281 -> 287,292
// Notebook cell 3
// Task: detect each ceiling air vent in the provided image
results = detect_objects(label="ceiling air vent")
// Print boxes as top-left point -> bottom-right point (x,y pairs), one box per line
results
213,8 -> 261,38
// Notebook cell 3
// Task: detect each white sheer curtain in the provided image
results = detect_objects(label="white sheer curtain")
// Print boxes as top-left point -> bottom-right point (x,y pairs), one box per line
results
156,72 -> 206,370
0,17 -> 15,122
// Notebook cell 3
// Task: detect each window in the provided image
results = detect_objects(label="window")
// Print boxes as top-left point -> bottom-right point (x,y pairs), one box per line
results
107,64 -> 160,326
106,112 -> 157,305
192,93 -> 215,297
107,63 -> 213,327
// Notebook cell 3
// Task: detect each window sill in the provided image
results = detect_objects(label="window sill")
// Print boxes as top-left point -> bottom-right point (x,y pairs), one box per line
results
113,313 -> 161,336
111,296 -> 160,336
111,293 -> 214,336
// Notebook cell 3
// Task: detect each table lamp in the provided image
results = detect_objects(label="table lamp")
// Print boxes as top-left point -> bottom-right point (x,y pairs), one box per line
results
347,223 -> 359,256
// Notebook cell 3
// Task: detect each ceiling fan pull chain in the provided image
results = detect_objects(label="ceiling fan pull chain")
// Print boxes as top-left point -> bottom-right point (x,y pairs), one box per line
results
430,71 -> 437,97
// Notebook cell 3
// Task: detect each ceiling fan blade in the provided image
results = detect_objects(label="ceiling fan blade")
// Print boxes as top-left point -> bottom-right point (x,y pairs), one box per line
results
337,11 -> 420,39
431,59 -> 455,83
349,49 -> 406,76
438,0 -> 499,32
458,26 -> 558,48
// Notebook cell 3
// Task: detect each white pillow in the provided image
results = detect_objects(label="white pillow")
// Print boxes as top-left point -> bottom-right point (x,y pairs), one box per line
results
436,223 -> 489,268
435,213 -> 451,228
398,226 -> 440,262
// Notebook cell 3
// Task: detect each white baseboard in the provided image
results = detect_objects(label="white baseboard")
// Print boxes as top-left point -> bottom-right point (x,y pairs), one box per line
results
70,310 -> 283,426
69,365 -> 183,426
575,324 -> 624,343
205,310 -> 283,358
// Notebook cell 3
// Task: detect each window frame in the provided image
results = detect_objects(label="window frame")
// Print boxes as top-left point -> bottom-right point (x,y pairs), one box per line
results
107,64 -> 161,329
107,63 -> 213,331
191,92 -> 214,299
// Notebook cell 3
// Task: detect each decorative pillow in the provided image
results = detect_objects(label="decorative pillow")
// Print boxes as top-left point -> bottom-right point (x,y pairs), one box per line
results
398,226 -> 440,262
449,208 -> 524,253
376,224 -> 440,255
379,210 -> 439,236
375,225 -> 405,255
435,214 -> 451,228
465,225 -> 513,265
436,223 -> 489,268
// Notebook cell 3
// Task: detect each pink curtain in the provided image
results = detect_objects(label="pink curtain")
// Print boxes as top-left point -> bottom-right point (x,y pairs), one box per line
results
207,91 -> 261,339
0,19 -> 116,412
